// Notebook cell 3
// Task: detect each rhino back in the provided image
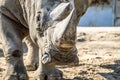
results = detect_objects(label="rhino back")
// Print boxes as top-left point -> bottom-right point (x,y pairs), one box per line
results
0,0 -> 28,27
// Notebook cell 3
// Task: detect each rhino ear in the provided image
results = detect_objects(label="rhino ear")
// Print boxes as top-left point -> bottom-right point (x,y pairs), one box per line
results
73,0 -> 89,14
73,0 -> 81,10
50,2 -> 71,21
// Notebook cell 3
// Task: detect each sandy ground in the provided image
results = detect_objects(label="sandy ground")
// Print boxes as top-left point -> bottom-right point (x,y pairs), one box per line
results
0,27 -> 120,80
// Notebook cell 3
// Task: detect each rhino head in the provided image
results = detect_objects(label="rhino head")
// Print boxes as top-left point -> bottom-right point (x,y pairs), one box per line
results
30,0 -> 90,66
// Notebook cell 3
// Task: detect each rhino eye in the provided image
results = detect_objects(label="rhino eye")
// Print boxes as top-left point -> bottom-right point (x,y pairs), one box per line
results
36,28 -> 44,37
36,12 -> 41,22
36,28 -> 42,32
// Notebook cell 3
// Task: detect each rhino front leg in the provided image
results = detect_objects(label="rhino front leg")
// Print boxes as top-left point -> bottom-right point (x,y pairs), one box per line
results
0,14 -> 28,80
24,36 -> 39,71
34,49 -> 62,80
34,63 -> 63,80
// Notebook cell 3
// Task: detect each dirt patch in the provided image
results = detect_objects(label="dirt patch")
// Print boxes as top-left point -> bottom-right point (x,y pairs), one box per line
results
0,27 -> 120,80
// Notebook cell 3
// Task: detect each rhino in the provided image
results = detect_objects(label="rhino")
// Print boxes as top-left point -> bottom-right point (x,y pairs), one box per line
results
24,0 -> 110,72
0,0 -> 109,80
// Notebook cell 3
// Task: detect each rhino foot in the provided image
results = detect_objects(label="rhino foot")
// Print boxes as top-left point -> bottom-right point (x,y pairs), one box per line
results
34,65 -> 63,80
3,73 -> 28,80
25,51 -> 39,71
25,56 -> 39,71
3,59 -> 28,80
25,62 -> 38,71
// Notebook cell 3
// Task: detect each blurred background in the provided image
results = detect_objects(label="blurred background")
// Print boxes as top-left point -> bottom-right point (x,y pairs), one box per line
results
78,0 -> 120,27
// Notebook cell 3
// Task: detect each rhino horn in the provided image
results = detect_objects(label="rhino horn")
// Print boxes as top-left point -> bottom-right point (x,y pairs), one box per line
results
52,9 -> 77,50
50,2 -> 71,21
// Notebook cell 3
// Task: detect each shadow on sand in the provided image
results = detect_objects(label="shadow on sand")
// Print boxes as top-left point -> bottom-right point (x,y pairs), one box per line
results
63,77 -> 93,80
99,60 -> 120,80
59,64 -> 94,80
0,48 -> 3,57
62,77 -> 83,80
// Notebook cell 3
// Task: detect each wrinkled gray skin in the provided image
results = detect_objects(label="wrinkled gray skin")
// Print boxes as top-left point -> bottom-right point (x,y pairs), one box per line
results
0,0 -> 109,80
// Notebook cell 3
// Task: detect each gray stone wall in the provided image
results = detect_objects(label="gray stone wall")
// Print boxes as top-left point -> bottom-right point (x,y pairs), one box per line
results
114,0 -> 120,26
78,0 -> 120,27
79,5 -> 113,26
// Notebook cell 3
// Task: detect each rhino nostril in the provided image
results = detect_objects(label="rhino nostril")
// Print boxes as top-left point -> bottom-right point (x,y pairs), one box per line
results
36,11 -> 42,22
42,53 -> 51,64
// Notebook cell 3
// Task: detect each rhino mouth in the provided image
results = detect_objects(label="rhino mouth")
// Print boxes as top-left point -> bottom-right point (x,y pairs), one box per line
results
38,1 -> 78,66
51,47 -> 78,65
41,43 -> 78,66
